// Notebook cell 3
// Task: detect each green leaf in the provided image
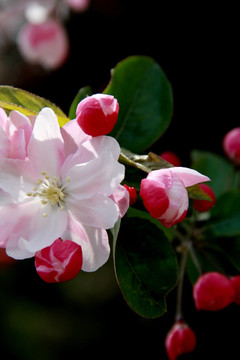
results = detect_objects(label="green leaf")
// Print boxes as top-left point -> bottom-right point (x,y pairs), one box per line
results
104,56 -> 173,152
113,216 -> 178,318
191,150 -> 237,198
0,85 -> 69,127
68,86 -> 92,120
203,189 -> 240,237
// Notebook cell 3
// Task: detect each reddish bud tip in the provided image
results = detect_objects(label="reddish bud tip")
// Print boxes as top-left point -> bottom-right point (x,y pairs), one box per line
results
165,320 -> 197,360
193,272 -> 235,311
223,127 -> 240,165
230,276 -> 240,305
123,184 -> 137,205
159,151 -> 181,166
193,183 -> 216,212
76,94 -> 119,136
35,238 -> 83,283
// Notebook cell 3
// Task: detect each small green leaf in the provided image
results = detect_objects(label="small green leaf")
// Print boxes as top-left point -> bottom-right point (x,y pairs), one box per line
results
104,56 -> 173,152
68,86 -> 92,120
113,216 -> 178,318
187,184 -> 213,201
0,85 -> 69,127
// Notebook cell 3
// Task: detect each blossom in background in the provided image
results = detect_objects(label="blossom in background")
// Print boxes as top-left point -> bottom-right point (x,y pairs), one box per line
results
223,127 -> 240,165
76,94 -> 119,136
0,107 -> 128,273
17,19 -> 69,69
165,320 -> 197,360
64,0 -> 91,12
140,167 -> 210,227
159,151 -> 181,166
193,272 -> 235,311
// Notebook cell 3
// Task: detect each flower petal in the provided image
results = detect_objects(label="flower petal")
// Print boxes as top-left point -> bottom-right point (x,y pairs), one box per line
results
60,119 -> 91,157
170,167 -> 210,187
62,214 -> 110,272
27,107 -> 64,177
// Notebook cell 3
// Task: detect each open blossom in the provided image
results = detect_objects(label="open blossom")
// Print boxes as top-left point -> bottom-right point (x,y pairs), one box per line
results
17,19 -> 69,69
0,107 -> 33,159
0,107 -> 128,272
140,167 -> 210,227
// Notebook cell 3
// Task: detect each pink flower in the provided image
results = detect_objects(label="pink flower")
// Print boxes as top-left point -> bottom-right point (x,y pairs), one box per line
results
64,0 -> 91,12
165,320 -> 197,360
223,127 -> 240,165
140,167 -> 210,227
193,183 -> 216,212
35,238 -> 83,283
76,94 -> 119,136
193,272 -> 235,311
0,107 -> 33,159
17,19 -> 69,69
0,108 -> 127,272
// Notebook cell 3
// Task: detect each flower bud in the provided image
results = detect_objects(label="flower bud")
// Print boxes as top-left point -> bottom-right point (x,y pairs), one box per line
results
64,0 -> 90,12
76,94 -> 119,136
165,320 -> 197,360
193,183 -> 216,212
193,272 -> 235,311
230,276 -> 240,305
159,151 -> 181,166
35,238 -> 83,283
123,184 -> 137,205
223,127 -> 240,165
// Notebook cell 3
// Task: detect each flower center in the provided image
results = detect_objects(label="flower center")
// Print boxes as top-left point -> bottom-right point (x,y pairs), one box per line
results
27,171 -> 70,214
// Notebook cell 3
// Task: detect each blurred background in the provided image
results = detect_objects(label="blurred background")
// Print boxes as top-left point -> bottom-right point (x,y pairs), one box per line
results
1,1 -> 240,359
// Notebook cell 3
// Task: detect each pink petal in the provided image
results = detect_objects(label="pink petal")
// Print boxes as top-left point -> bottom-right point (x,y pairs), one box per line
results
170,167 -> 210,187
60,119 -> 91,157
0,128 -> 9,158
110,185 -> 130,218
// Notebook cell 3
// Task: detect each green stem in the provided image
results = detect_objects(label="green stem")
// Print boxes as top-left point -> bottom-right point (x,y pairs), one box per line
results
175,244 -> 189,321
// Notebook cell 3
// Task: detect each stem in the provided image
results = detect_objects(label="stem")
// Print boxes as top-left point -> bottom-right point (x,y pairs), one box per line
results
188,241 -> 203,275
175,245 -> 189,321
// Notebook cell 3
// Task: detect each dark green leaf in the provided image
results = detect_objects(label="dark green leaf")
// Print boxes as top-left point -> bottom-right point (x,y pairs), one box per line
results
113,216 -> 178,318
104,56 -> 173,152
68,86 -> 92,119
0,85 -> 69,127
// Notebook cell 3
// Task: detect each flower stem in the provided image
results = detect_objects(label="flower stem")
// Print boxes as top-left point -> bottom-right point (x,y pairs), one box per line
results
175,245 -> 189,321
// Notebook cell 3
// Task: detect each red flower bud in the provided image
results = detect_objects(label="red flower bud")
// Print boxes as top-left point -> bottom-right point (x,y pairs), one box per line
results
159,151 -> 181,167
193,272 -> 235,311
35,238 -> 83,283
223,127 -> 240,165
193,183 -> 216,212
230,276 -> 240,305
165,320 -> 197,360
76,94 -> 119,136
123,184 -> 137,205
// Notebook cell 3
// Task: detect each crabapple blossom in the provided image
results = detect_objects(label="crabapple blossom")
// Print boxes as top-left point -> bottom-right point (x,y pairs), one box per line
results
35,238 -> 83,283
17,19 -> 69,69
64,0 -> 91,12
193,272 -> 235,311
0,107 -> 34,159
0,107 -> 128,273
165,320 -> 197,360
76,94 -> 119,136
140,167 -> 210,227
193,183 -> 216,212
159,151 -> 181,166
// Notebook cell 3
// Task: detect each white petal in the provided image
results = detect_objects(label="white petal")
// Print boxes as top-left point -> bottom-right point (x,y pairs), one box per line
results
61,119 -> 91,157
27,107 -> 64,177
170,167 -> 210,187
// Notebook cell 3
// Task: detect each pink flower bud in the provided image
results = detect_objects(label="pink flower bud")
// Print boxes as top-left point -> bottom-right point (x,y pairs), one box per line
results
223,127 -> 240,165
193,183 -> 216,212
165,320 -> 197,360
76,94 -> 119,136
193,272 -> 235,311
64,0 -> 90,12
123,184 -> 137,205
17,19 -> 69,69
230,276 -> 240,305
35,238 -> 83,283
140,167 -> 209,227
159,151 -> 181,166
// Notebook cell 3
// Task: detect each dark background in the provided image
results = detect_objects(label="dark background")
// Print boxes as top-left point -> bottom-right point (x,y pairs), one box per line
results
1,1 -> 240,359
